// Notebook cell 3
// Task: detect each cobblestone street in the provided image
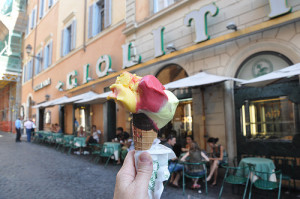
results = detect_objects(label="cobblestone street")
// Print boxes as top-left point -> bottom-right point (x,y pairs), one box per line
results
0,132 -> 296,199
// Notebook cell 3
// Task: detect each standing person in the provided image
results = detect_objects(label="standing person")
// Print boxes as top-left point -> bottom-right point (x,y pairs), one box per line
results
74,118 -> 79,132
15,117 -> 21,142
24,118 -> 34,142
206,137 -> 228,186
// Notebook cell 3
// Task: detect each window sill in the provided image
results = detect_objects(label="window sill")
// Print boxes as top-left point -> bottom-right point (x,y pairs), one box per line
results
123,0 -> 192,36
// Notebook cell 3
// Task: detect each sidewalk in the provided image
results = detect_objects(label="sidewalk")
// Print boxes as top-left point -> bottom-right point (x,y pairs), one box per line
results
0,131 -> 298,199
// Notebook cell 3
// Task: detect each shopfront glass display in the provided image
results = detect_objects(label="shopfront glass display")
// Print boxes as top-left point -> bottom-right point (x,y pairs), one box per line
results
240,96 -> 299,141
74,105 -> 90,133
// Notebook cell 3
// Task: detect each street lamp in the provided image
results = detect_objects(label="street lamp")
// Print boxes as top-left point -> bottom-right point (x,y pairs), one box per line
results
26,44 -> 43,61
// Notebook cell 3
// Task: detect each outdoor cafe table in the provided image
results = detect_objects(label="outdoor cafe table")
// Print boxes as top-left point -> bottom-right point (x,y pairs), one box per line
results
237,157 -> 277,182
73,137 -> 87,147
103,142 -> 121,161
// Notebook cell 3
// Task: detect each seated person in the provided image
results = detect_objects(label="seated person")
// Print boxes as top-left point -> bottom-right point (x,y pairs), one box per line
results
119,134 -> 134,163
181,142 -> 209,189
77,126 -> 86,137
112,127 -> 124,142
181,135 -> 193,152
50,124 -> 56,133
55,123 -> 63,133
86,125 -> 101,145
163,134 -> 183,188
206,137 -> 228,186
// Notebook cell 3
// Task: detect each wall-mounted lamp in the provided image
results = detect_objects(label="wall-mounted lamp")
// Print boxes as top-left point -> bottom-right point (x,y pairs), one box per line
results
45,94 -> 50,101
26,44 -> 43,61
166,43 -> 177,52
226,22 -> 237,31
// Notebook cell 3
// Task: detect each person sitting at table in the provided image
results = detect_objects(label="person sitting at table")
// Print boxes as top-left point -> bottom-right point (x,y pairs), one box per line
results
180,141 -> 209,189
77,126 -> 86,137
181,135 -> 193,152
164,134 -> 183,188
86,125 -> 101,145
50,124 -> 56,133
119,134 -> 134,164
55,123 -> 63,133
206,137 -> 228,186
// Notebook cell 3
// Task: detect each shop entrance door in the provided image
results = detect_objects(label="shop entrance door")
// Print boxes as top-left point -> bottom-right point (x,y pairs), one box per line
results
107,100 -> 116,141
39,108 -> 45,130
59,106 -> 65,133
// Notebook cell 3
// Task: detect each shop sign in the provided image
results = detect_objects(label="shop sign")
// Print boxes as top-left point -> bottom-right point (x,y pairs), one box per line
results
34,78 -> 51,91
66,70 -> 77,90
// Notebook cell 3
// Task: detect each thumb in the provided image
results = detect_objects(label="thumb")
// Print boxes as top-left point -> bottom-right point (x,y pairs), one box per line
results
134,152 -> 153,190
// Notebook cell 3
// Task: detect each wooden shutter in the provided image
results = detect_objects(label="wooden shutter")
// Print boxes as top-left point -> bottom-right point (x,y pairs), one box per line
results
48,41 -> 52,66
92,3 -> 99,36
35,53 -> 39,75
88,5 -> 93,38
60,29 -> 64,57
71,20 -> 76,50
104,0 -> 111,28
23,64 -> 26,82
32,8 -> 36,28
39,0 -> 43,19
48,0 -> 53,8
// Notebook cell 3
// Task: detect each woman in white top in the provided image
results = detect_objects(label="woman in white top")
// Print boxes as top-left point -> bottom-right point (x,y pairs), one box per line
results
86,125 -> 101,144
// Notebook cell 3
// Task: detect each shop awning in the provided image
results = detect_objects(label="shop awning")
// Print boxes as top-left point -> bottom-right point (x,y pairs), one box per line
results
32,96 -> 69,108
164,72 -> 244,89
242,63 -> 300,87
52,91 -> 99,105
75,91 -> 112,104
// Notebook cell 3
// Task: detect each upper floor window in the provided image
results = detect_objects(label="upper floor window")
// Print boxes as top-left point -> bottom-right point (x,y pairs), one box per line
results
30,7 -> 37,29
39,0 -> 45,19
88,0 -> 111,39
61,20 -> 76,57
25,59 -> 33,81
43,41 -> 52,69
153,0 -> 177,13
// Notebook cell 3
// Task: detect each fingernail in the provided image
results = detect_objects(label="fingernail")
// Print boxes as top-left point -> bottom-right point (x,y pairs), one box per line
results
139,152 -> 152,163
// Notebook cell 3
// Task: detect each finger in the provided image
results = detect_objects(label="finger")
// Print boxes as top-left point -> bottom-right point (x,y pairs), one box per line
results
117,150 -> 136,183
134,152 -> 153,189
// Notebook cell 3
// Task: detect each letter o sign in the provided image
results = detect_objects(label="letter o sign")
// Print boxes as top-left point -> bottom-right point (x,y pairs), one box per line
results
96,55 -> 112,77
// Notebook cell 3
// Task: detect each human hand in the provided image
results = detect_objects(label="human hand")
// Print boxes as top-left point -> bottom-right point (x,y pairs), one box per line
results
114,151 -> 153,199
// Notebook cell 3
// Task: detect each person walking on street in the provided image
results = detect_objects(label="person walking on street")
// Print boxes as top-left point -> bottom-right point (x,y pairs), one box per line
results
15,117 -> 21,142
24,118 -> 34,142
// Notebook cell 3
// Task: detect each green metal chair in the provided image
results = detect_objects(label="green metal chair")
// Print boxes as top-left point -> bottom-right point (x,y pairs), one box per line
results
90,144 -> 103,163
61,135 -> 74,153
248,169 -> 282,199
68,137 -> 86,155
218,165 -> 250,199
100,146 -> 115,167
182,161 -> 208,195
52,133 -> 63,149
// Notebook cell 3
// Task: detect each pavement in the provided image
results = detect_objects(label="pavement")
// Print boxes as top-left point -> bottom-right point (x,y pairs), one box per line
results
0,131 -> 298,199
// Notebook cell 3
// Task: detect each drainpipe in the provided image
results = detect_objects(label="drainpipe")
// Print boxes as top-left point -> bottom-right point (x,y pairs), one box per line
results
83,0 -> 87,52
201,87 -> 207,151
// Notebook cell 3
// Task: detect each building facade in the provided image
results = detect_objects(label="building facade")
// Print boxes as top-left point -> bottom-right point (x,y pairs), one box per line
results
21,0 -> 126,141
0,0 -> 27,132
21,0 -> 300,170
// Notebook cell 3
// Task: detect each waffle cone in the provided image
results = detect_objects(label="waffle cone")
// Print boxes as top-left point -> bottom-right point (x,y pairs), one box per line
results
133,125 -> 157,150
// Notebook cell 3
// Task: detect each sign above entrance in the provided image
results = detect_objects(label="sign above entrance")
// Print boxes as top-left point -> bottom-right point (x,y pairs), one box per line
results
34,78 -> 51,91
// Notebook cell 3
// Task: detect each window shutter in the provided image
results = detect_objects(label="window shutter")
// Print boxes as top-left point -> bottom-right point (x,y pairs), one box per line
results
88,5 -> 93,38
39,0 -> 43,19
104,0 -> 111,28
23,64 -> 26,82
92,3 -> 99,36
43,46 -> 48,69
71,20 -> 76,50
30,11 -> 33,29
60,29 -> 64,57
48,0 -> 53,8
48,41 -> 52,66
33,8 -> 36,28
35,54 -> 39,75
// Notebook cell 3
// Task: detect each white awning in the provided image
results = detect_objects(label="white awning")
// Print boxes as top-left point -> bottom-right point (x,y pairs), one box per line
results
75,91 -> 112,104
52,91 -> 99,105
32,96 -> 69,108
242,63 -> 300,87
164,72 -> 244,89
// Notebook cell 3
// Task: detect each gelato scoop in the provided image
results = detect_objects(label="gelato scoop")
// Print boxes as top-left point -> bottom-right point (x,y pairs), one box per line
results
108,72 -> 179,130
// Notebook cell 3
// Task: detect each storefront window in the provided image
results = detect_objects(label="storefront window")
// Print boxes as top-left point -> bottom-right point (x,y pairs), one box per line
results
240,97 -> 299,141
74,105 -> 90,132
172,99 -> 193,136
